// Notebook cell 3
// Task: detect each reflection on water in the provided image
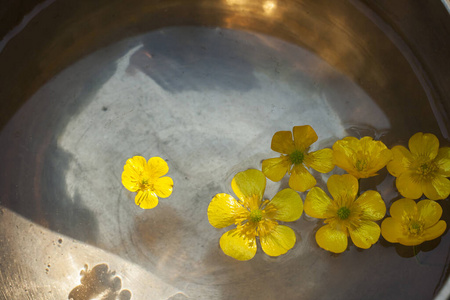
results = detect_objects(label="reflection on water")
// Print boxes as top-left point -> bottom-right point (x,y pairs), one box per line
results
0,27 -> 448,299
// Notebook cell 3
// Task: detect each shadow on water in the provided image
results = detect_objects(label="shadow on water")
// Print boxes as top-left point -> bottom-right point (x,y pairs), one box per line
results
41,145 -> 99,243
0,41 -> 132,244
129,27 -> 259,93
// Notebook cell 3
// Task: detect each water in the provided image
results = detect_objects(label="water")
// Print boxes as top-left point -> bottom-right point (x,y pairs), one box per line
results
0,27 -> 448,299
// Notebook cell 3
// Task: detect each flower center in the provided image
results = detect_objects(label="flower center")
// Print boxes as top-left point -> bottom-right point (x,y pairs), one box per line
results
407,220 -> 424,236
355,159 -> 367,171
417,161 -> 436,177
337,207 -> 351,220
289,150 -> 304,165
249,209 -> 263,223
140,177 -> 154,190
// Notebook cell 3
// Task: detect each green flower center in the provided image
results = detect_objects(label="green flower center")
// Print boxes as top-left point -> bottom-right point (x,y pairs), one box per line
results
249,209 -> 263,223
337,207 -> 351,220
355,159 -> 367,171
407,220 -> 424,236
418,162 -> 436,177
289,150 -> 305,165
140,177 -> 154,190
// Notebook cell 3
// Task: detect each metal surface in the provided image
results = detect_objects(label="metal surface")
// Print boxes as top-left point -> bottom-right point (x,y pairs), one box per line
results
0,1 -> 449,299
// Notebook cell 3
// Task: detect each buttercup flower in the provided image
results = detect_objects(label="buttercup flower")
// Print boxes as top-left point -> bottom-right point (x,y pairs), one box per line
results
304,174 -> 386,253
122,156 -> 173,209
387,132 -> 450,200
332,136 -> 392,178
207,169 -> 303,261
381,198 -> 446,246
262,125 -> 334,192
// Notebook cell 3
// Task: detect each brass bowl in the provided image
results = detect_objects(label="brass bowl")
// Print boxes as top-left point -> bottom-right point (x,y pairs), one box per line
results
0,1 -> 449,299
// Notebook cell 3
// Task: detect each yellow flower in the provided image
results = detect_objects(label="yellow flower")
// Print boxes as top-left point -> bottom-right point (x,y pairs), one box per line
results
381,198 -> 447,246
387,132 -> 450,200
121,156 -> 173,209
304,174 -> 386,253
332,136 -> 393,178
262,125 -> 334,192
207,169 -> 303,261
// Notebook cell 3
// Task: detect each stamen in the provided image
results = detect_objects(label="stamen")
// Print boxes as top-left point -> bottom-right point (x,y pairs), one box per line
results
289,150 -> 305,165
249,209 -> 263,222
337,207 -> 351,220
408,220 -> 424,236
355,160 -> 367,171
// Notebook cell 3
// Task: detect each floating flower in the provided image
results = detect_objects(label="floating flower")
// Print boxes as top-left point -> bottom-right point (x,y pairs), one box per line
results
304,174 -> 386,253
262,125 -> 334,192
381,198 -> 446,246
332,136 -> 392,179
207,169 -> 303,261
121,156 -> 173,209
386,132 -> 450,200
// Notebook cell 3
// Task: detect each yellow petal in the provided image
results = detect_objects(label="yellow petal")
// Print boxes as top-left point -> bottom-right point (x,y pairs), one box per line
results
269,189 -> 303,222
293,125 -> 318,150
397,236 -> 424,246
408,132 -> 439,159
262,156 -> 291,182
369,148 -> 393,174
422,220 -> 447,242
147,157 -> 169,178
396,171 -> 423,199
125,156 -> 147,174
219,229 -> 257,261
315,224 -> 348,253
333,136 -> 359,154
304,148 -> 334,173
271,130 -> 295,154
231,169 -> 266,205
423,176 -> 450,200
380,217 -> 403,243
260,225 -> 296,257
389,198 -> 417,221
288,164 -> 316,192
135,190 -> 158,209
387,146 -> 413,177
332,151 -> 355,175
417,200 -> 443,228
349,221 -> 381,249
435,147 -> 450,176
153,176 -> 173,198
208,193 -> 244,228
359,137 -> 392,174
122,156 -> 147,192
304,187 -> 332,218
355,190 -> 386,221
121,171 -> 140,192
327,174 -> 358,203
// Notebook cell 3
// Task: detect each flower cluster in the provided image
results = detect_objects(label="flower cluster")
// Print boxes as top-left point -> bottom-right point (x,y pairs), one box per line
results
119,126 -> 448,261
207,126 -> 448,259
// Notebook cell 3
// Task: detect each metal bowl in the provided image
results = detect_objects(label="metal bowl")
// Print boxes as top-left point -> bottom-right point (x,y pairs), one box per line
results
1,1 -> 449,299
